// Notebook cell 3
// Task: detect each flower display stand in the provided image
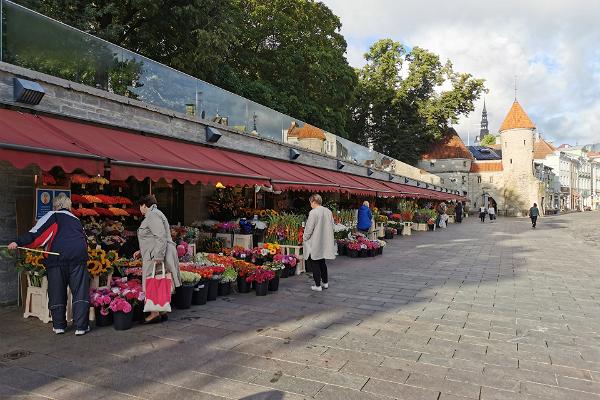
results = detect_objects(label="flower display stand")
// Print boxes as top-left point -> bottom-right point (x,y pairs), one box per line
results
23,276 -> 73,324
376,223 -> 385,238
215,233 -> 233,248
448,215 -> 456,224
233,234 -> 253,249
281,245 -> 305,275
23,276 -> 51,323
402,222 -> 413,236
415,223 -> 427,231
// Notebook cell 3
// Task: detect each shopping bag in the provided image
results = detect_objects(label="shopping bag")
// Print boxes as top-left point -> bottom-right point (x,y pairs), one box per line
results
143,261 -> 172,312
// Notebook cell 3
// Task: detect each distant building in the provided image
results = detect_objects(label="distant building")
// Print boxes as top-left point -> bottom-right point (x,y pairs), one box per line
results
420,100 -> 557,215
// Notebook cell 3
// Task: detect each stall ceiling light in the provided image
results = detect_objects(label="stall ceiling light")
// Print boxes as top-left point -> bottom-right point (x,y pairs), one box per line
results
289,148 -> 301,160
337,161 -> 345,170
14,78 -> 45,105
367,168 -> 374,176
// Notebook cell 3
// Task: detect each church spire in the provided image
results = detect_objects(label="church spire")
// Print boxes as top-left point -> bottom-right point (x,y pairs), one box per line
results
480,98 -> 489,137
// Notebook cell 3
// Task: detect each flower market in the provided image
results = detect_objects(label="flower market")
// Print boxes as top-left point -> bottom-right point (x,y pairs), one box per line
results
5,149 -> 465,330
0,1 -> 466,327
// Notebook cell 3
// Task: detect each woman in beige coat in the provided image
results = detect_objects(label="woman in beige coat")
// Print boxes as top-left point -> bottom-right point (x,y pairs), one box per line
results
134,195 -> 181,323
303,194 -> 336,292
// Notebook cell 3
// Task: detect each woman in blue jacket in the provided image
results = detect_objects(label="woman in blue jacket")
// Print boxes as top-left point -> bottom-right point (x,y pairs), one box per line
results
357,201 -> 373,234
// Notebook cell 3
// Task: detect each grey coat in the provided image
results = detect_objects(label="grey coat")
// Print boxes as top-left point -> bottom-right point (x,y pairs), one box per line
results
303,205 -> 336,260
138,205 -> 181,290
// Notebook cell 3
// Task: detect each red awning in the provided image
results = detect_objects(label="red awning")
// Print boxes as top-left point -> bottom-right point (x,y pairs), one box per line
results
0,109 -> 270,186
218,152 -> 339,192
0,109 -> 104,174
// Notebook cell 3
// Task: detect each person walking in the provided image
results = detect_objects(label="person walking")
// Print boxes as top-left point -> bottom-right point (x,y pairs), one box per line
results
357,201 -> 373,234
488,205 -> 496,222
479,205 -> 487,223
134,195 -> 181,323
455,202 -> 463,223
529,203 -> 540,228
8,193 -> 90,335
303,194 -> 336,292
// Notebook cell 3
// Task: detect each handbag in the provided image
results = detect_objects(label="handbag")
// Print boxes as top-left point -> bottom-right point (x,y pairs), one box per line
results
143,261 -> 172,312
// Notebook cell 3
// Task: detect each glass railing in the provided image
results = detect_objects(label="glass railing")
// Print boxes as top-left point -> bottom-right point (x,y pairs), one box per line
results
0,0 -> 444,187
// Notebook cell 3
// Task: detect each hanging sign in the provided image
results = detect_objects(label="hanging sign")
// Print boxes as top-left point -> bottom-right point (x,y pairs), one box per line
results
36,189 -> 71,220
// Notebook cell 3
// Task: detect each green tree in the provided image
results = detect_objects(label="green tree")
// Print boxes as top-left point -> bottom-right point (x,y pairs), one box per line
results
480,134 -> 497,146
16,0 -> 356,136
348,39 -> 486,164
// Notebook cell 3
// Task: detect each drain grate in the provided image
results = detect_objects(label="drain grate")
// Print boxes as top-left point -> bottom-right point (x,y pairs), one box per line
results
2,350 -> 32,361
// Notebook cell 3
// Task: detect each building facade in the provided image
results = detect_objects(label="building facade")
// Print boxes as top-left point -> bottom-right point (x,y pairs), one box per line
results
420,100 -> 554,215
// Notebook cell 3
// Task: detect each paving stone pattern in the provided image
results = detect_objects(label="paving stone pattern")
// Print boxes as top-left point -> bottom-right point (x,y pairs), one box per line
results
2,212 -> 600,399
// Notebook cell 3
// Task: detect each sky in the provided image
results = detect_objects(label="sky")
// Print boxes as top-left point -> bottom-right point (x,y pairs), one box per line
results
321,0 -> 600,147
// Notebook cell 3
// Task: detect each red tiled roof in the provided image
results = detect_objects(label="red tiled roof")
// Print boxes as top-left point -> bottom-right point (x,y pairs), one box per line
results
499,101 -> 535,131
287,122 -> 326,140
422,129 -> 474,160
533,138 -> 556,159
470,162 -> 503,172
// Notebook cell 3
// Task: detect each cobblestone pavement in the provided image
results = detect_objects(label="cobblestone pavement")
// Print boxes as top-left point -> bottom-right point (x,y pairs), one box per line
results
2,212 -> 600,400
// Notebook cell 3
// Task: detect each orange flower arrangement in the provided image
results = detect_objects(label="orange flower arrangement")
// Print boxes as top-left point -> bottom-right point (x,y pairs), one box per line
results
70,174 -> 92,184
108,207 -> 130,217
83,195 -> 103,203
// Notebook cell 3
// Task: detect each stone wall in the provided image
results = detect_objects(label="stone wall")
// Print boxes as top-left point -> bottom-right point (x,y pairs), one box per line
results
417,158 -> 471,194
0,162 -> 36,305
0,62 -> 443,190
467,171 -> 505,211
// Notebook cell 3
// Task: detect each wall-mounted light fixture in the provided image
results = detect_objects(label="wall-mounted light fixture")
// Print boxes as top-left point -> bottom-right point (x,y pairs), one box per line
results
289,149 -> 301,160
14,78 -> 45,105
367,168 -> 374,176
205,126 -> 222,143
337,161 -> 345,170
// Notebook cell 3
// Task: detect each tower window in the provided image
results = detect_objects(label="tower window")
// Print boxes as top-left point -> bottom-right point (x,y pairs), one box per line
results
510,159 -> 513,164
463,161 -> 467,167
477,176 -> 482,183
524,139 -> 526,146
462,176 -> 466,184
489,176 -> 494,183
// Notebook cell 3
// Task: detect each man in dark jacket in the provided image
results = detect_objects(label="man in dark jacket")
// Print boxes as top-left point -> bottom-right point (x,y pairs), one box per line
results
357,201 -> 373,234
455,202 -> 463,223
529,203 -> 540,228
9,193 -> 89,335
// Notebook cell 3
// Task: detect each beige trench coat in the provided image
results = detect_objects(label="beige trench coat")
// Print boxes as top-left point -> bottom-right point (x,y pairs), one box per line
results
303,205 -> 336,260
138,205 -> 181,290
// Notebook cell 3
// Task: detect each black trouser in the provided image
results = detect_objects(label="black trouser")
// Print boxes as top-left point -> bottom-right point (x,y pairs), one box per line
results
47,264 -> 90,330
480,212 -> 486,222
531,216 -> 537,227
307,257 -> 328,287
456,213 -> 462,223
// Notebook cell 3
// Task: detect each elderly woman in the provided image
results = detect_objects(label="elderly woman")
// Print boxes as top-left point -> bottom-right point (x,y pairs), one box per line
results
8,193 -> 90,335
133,195 -> 181,324
303,194 -> 336,292
357,201 -> 373,234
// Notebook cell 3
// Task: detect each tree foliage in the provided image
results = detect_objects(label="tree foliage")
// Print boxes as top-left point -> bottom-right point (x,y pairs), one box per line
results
480,134 -> 497,146
17,0 -> 356,136
348,39 -> 486,165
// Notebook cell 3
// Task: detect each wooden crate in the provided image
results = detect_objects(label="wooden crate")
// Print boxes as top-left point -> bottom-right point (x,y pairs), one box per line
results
280,245 -> 305,275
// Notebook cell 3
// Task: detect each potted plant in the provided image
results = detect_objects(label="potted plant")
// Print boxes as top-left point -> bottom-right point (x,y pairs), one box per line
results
110,297 -> 134,331
347,241 -> 360,258
207,266 -> 225,301
246,268 -> 275,296
234,261 -> 256,293
265,260 -> 285,291
337,239 -> 348,256
219,266 -> 237,296
176,271 -> 200,309
90,287 -> 115,327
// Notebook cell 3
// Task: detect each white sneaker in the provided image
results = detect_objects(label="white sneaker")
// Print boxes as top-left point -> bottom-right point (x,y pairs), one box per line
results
322,283 -> 329,289
53,328 -> 65,335
75,326 -> 91,336
311,285 -> 322,292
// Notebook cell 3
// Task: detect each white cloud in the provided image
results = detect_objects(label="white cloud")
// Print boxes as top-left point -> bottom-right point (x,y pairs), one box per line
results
325,0 -> 600,146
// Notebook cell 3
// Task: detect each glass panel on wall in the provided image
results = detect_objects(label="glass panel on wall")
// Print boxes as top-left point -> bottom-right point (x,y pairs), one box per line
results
0,0 -> 440,187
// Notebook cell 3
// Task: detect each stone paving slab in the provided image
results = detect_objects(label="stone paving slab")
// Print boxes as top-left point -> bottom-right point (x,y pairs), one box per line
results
2,212 -> 600,399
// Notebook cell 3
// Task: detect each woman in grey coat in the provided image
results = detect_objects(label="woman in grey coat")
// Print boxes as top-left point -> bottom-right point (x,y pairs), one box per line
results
134,195 -> 181,323
303,194 -> 336,292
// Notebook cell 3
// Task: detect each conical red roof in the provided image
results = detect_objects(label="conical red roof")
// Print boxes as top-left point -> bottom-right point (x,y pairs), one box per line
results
499,101 -> 535,131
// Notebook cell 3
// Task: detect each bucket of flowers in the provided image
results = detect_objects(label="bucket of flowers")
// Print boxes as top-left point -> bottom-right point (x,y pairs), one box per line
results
89,287 -> 115,326
279,254 -> 298,277
207,266 -> 225,301
264,260 -> 285,291
219,266 -> 237,296
246,267 -> 275,296
176,271 -> 201,309
15,249 -> 46,288
384,228 -> 396,240
347,241 -> 361,258
336,239 -> 348,257
366,240 -> 380,257
109,277 -> 144,331
234,260 -> 256,293
193,266 -> 214,305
